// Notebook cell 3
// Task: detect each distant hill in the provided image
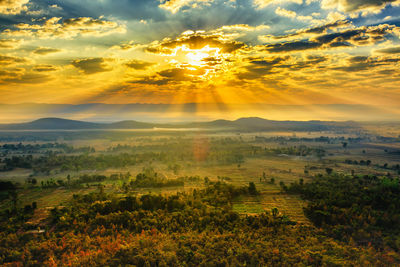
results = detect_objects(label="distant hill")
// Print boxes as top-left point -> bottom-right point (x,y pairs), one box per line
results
0,117 -> 360,131
0,118 -> 102,130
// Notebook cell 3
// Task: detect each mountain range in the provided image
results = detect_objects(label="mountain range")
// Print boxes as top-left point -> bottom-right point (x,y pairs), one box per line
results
0,117 -> 359,132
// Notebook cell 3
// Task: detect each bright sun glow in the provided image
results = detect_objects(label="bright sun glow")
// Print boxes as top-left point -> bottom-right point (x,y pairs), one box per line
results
186,51 -> 210,66
172,45 -> 221,66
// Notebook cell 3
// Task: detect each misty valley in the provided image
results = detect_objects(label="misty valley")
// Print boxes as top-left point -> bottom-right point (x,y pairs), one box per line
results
0,118 -> 399,266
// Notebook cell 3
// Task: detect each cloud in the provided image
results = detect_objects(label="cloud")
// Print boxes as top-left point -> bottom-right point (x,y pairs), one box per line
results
3,17 -> 126,39
260,20 -> 351,43
71,58 -> 111,74
130,65 -> 207,85
321,0 -> 400,14
254,0 -> 302,9
159,0 -> 212,13
0,39 -> 22,49
375,46 -> 400,54
235,54 -> 331,81
0,68 -> 23,79
236,56 -> 289,79
0,69 -> 50,84
0,0 -> 29,15
275,7 -> 297,18
125,59 -> 156,70
32,64 -> 58,72
265,41 -> 322,52
33,47 -> 62,55
146,33 -> 246,55
193,24 -> 271,43
331,55 -> 400,71
111,41 -> 144,51
0,54 -> 27,65
264,24 -> 399,52
4,73 -> 50,84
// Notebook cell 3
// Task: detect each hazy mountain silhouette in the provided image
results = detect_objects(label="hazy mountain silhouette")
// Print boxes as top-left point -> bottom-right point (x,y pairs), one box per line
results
0,117 -> 359,131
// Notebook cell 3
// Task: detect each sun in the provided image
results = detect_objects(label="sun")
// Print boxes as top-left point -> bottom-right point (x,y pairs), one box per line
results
177,45 -> 220,66
186,51 -> 210,66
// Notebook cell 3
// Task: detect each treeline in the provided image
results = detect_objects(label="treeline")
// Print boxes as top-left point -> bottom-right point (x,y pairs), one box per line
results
40,173 -> 131,189
344,159 -> 400,173
129,172 -> 183,188
0,141 -> 252,173
0,143 -> 95,154
0,140 -> 327,174
0,153 -> 159,173
285,173 -> 400,250
255,135 -> 364,144
265,145 -> 325,157
36,171 -> 201,190
1,182 -> 398,265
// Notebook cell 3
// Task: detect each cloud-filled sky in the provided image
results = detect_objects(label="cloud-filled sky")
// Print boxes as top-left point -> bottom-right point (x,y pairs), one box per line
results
0,0 -> 400,120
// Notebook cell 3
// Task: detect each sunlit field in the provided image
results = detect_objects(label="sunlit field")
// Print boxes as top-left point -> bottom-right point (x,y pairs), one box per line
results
1,121 -> 400,265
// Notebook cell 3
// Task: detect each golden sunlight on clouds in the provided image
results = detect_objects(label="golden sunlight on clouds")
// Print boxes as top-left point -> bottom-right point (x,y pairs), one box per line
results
0,0 -> 399,121
0,0 -> 28,15
159,0 -> 212,13
3,17 -> 126,39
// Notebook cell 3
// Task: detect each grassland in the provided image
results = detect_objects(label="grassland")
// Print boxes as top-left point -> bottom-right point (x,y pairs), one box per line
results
1,127 -> 399,229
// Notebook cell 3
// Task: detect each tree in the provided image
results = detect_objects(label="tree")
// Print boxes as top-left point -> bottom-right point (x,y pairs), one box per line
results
342,142 -> 348,149
325,168 -> 333,175
272,208 -> 279,217
248,182 -> 257,195
9,190 -> 18,213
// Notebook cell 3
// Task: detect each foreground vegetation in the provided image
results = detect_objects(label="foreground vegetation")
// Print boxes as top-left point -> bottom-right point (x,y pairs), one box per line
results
1,182 -> 399,266
0,130 -> 400,266
285,173 -> 400,250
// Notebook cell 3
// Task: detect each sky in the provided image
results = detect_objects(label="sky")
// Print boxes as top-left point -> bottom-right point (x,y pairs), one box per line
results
0,0 -> 400,121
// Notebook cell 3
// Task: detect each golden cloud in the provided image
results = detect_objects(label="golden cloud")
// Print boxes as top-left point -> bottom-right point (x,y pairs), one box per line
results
0,39 -> 22,49
0,0 -> 28,15
71,58 -> 112,74
253,0 -> 302,9
33,47 -> 62,55
32,64 -> 58,72
146,33 -> 246,55
125,59 -> 156,70
159,0 -> 212,13
0,54 -> 27,65
275,7 -> 297,18
321,0 -> 400,15
262,24 -> 399,53
3,17 -> 126,39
